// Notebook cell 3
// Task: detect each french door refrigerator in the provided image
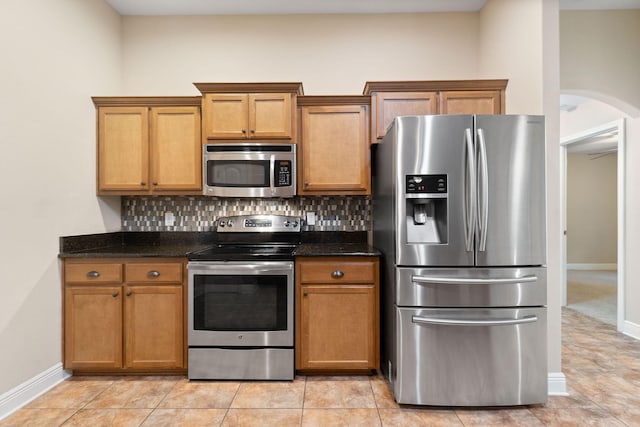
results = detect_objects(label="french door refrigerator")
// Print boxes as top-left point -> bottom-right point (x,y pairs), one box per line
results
373,114 -> 547,406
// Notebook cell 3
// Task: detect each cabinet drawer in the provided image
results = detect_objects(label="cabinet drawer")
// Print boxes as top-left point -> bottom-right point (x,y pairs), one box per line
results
126,263 -> 182,283
299,260 -> 375,284
65,263 -> 123,284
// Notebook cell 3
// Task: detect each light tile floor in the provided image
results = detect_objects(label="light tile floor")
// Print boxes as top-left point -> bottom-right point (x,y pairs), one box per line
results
2,308 -> 639,426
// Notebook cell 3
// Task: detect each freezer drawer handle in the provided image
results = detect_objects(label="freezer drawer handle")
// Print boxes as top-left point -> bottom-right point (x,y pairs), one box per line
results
411,275 -> 537,285
412,315 -> 538,327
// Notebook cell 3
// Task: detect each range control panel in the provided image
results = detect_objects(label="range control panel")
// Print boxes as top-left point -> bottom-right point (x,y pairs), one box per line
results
217,214 -> 300,232
406,174 -> 447,194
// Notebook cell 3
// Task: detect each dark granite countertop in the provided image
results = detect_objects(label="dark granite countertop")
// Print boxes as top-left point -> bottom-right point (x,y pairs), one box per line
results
59,231 -> 380,258
59,232 -> 214,258
294,243 -> 380,257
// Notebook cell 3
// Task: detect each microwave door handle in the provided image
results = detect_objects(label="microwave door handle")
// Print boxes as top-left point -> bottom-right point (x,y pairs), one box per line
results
269,155 -> 276,195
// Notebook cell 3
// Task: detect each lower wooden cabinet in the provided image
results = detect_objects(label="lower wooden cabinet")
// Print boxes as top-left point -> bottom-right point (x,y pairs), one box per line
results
63,258 -> 185,373
295,257 -> 379,372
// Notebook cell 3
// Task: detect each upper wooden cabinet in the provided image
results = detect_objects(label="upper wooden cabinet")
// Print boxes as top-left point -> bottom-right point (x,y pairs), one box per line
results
364,80 -> 507,143
297,96 -> 370,196
374,92 -> 438,140
439,90 -> 502,115
194,83 -> 303,142
93,97 -> 202,196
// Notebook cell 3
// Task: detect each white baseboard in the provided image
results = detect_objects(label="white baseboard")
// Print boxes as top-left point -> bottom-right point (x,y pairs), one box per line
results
623,320 -> 640,340
0,363 -> 71,421
548,372 -> 568,396
566,263 -> 617,271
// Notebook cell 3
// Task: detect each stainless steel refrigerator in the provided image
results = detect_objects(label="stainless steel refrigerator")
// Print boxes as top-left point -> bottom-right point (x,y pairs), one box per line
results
373,114 -> 547,406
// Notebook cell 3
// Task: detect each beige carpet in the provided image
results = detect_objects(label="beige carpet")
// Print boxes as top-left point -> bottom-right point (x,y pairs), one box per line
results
566,269 -> 617,325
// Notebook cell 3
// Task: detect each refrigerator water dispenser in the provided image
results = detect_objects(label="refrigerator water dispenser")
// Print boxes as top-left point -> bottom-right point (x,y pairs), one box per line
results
405,174 -> 448,244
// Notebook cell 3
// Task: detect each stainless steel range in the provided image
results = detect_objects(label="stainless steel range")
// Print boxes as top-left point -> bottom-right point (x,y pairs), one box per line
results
187,214 -> 300,380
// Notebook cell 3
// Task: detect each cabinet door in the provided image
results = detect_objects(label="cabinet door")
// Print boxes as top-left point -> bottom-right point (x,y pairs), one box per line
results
439,90 -> 502,114
203,94 -> 249,139
249,93 -> 292,139
150,107 -> 202,191
124,285 -> 183,369
375,92 -> 438,140
64,286 -> 123,369
98,107 -> 149,192
298,285 -> 376,370
300,105 -> 370,195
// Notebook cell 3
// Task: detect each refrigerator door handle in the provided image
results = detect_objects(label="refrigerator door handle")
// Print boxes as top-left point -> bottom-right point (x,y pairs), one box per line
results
464,128 -> 476,252
412,315 -> 538,327
411,275 -> 538,285
476,128 -> 489,252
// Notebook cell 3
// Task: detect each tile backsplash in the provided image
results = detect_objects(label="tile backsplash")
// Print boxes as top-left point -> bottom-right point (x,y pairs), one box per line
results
122,196 -> 371,232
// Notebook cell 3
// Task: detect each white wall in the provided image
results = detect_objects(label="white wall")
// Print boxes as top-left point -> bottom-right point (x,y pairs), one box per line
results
567,153 -> 617,264
561,10 -> 640,116
120,13 -> 480,95
560,10 -> 640,328
0,0 -> 122,395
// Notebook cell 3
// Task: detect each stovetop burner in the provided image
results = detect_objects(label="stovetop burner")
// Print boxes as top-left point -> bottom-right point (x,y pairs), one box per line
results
187,215 -> 301,262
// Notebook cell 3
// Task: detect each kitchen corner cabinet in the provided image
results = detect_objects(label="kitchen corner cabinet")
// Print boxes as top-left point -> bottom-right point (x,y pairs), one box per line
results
93,97 -> 202,196
63,258 -> 185,373
297,96 -> 371,196
295,257 -> 380,372
363,80 -> 507,143
194,83 -> 303,142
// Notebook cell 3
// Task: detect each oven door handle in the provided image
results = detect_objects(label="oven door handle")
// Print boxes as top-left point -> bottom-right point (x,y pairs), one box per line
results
270,155 -> 276,195
187,261 -> 294,274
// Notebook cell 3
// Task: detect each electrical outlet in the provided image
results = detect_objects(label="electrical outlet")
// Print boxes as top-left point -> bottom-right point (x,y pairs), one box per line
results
306,212 -> 316,225
164,212 -> 175,226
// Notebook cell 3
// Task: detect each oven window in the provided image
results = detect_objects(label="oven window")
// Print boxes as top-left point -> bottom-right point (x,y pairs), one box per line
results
193,274 -> 288,331
207,160 -> 269,187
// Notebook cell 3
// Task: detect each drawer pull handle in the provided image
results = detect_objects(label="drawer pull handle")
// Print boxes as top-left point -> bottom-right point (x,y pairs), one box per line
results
87,271 -> 100,278
112,291 -> 119,298
147,270 -> 161,278
125,291 -> 132,297
331,270 -> 344,279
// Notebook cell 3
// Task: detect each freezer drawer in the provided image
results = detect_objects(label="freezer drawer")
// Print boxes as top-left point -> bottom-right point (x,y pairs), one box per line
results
396,267 -> 546,307
393,307 -> 547,406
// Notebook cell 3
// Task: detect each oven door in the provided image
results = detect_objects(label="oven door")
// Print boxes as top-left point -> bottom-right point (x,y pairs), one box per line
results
203,144 -> 296,198
188,261 -> 294,347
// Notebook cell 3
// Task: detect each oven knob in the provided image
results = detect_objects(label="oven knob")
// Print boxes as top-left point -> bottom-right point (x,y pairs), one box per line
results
283,220 -> 291,227
292,221 -> 298,227
227,220 -> 234,228
218,220 -> 226,227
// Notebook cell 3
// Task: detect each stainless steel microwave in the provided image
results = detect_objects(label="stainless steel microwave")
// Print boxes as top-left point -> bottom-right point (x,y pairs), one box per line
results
203,143 -> 296,198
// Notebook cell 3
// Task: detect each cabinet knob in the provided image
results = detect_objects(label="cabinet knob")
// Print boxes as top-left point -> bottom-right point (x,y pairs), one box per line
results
125,291 -> 132,297
250,129 -> 255,133
147,270 -> 161,278
304,181 -> 309,187
140,181 -> 146,186
303,292 -> 308,297
87,271 -> 100,278
152,182 -> 158,186
241,129 -> 246,134
331,270 -> 344,279
112,291 -> 119,298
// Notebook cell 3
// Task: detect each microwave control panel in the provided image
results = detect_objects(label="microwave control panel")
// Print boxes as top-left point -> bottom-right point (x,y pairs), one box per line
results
276,161 -> 292,187
406,174 -> 447,194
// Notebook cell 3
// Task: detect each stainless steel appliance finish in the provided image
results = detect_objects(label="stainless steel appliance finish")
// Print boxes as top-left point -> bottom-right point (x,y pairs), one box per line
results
395,307 -> 547,406
373,115 -> 547,406
187,214 -> 300,381
203,143 -> 296,198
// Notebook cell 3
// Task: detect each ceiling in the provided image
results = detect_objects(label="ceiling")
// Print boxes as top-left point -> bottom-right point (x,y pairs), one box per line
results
105,0 -> 640,16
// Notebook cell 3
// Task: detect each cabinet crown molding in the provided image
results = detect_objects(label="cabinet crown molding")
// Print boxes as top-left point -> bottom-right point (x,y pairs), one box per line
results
298,95 -> 371,106
194,82 -> 304,95
362,79 -> 508,95
92,97 -> 201,107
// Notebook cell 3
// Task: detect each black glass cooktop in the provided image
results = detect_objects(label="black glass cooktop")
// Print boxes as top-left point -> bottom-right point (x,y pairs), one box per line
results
187,243 -> 297,261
